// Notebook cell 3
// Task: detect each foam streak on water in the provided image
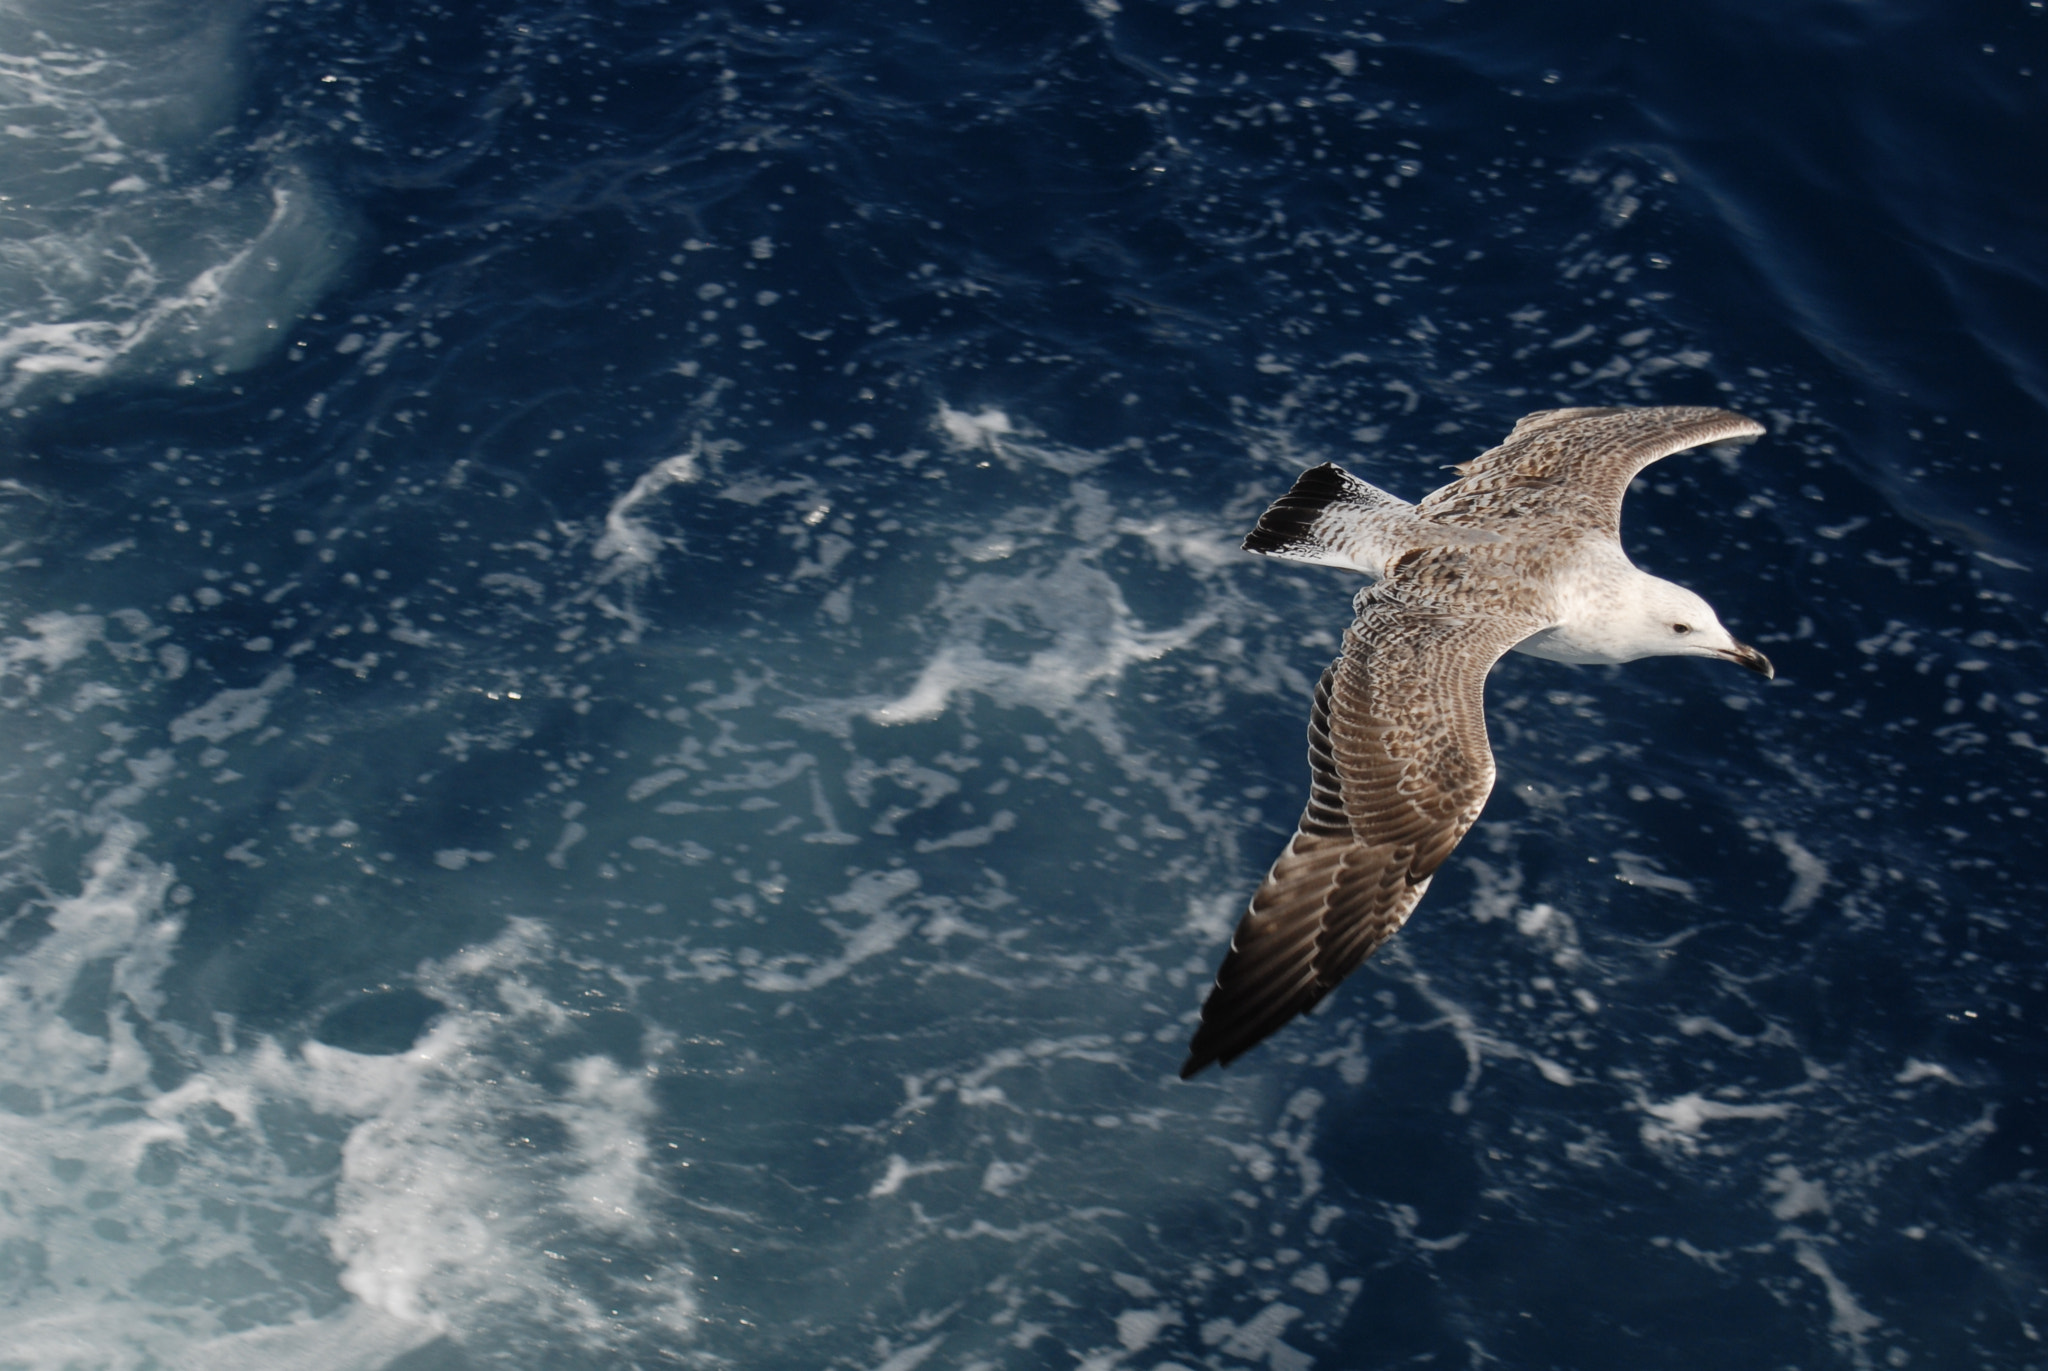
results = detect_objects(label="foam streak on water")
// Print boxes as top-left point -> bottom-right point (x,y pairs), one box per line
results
0,0 -> 349,403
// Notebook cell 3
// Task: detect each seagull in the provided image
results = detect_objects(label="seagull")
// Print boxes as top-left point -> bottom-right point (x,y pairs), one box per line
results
1181,405 -> 1772,1078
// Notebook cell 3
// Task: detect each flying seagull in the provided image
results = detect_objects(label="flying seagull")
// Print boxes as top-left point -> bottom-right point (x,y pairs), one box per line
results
1181,405 -> 1771,1078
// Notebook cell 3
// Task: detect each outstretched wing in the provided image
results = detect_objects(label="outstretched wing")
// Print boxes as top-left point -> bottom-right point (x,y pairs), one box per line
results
1417,405 -> 1764,538
1182,594 -> 1539,1076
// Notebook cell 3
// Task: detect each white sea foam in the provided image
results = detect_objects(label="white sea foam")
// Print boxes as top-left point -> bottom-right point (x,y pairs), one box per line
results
0,1 -> 350,403
276,921 -> 695,1347
1894,1057 -> 1961,1086
937,402 -> 1014,449
745,867 -> 922,991
595,448 -> 702,576
1774,831 -> 1829,912
0,610 -> 103,677
1790,1239 -> 1882,1364
868,1153 -> 958,1198
872,1335 -> 946,1371
935,402 -> 1108,473
867,548 -> 1217,725
167,664 -> 294,743
0,825 -> 316,1369
0,814 -> 694,1364
1610,849 -> 1697,899
1203,1302 -> 1312,1371
1764,1163 -> 1830,1221
1638,1091 -> 1794,1156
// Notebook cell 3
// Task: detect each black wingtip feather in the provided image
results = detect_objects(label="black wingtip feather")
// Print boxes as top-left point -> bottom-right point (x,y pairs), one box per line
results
1241,463 -> 1354,557
1180,965 -> 1339,1079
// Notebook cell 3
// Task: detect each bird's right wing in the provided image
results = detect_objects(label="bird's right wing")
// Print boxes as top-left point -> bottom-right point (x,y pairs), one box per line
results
1182,593 -> 1542,1076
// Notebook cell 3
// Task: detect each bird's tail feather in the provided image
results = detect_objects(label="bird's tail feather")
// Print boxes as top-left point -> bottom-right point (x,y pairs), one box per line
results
1243,462 -> 1494,579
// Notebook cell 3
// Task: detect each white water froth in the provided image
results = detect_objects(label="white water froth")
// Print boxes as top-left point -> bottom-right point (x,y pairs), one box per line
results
743,866 -> 922,991
0,1 -> 351,403
935,402 -> 1108,475
1774,830 -> 1829,912
0,826 -> 695,1366
1637,1091 -> 1794,1157
0,610 -> 102,677
867,549 -> 1218,725
167,664 -> 294,743
594,447 -> 702,576
291,921 -> 692,1342
848,408 -> 1229,728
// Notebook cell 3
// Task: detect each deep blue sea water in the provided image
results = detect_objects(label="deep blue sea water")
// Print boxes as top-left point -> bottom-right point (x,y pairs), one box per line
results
1,0 -> 2044,1366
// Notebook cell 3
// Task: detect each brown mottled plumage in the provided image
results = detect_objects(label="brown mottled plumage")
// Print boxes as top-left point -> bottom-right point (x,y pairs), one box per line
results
1183,406 -> 1772,1078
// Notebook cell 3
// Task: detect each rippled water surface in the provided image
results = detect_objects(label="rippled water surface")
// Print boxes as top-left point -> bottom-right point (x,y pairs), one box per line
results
1,1 -> 2043,1367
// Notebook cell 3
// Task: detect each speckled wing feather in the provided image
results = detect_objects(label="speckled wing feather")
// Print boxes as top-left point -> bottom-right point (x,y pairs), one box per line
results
1181,591 -> 1543,1077
1417,405 -> 1765,538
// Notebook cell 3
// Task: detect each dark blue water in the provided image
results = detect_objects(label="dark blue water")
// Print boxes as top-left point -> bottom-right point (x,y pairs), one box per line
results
1,0 -> 2043,1366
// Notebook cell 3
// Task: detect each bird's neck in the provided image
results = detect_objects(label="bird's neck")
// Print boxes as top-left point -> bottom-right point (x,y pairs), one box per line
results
1510,555 -> 1660,666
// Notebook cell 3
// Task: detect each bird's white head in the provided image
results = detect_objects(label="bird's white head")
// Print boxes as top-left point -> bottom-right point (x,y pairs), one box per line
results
1510,571 -> 1774,675
1620,574 -> 1773,676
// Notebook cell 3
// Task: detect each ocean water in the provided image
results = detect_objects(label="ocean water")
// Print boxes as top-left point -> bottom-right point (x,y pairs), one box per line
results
0,0 -> 2042,1367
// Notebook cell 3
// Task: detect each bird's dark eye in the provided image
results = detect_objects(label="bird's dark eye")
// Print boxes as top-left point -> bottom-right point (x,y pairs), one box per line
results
1672,623 -> 1692,635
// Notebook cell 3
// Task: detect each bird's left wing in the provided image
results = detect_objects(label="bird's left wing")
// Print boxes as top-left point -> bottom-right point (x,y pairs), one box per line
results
1419,405 -> 1764,538
1182,593 -> 1543,1076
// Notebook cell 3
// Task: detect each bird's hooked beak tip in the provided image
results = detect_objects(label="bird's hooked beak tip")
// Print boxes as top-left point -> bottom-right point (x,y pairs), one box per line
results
1722,641 -> 1774,679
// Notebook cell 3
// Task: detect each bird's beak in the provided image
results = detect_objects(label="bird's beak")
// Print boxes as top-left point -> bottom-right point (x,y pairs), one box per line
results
1719,641 -> 1774,679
